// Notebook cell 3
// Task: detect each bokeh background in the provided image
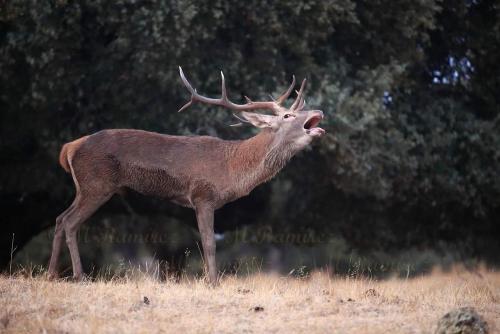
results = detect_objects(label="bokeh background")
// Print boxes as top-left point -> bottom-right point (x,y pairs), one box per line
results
1,0 -> 499,278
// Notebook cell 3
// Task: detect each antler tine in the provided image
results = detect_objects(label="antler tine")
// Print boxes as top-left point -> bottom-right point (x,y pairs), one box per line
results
297,98 -> 306,111
178,67 -> 285,114
276,75 -> 296,105
178,66 -> 227,112
220,71 -> 228,101
178,100 -> 193,113
178,67 -> 194,112
290,78 -> 307,111
179,66 -> 195,94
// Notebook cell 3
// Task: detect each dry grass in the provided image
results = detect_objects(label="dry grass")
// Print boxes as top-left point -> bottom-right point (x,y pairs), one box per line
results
0,267 -> 499,334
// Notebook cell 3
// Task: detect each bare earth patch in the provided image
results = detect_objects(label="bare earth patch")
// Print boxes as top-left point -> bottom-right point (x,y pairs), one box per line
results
0,269 -> 498,333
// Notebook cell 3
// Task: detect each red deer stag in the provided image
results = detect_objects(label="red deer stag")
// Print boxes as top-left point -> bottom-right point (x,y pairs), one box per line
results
48,67 -> 325,284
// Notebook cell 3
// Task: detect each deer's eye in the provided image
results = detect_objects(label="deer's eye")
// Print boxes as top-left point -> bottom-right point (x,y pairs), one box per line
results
283,113 -> 294,119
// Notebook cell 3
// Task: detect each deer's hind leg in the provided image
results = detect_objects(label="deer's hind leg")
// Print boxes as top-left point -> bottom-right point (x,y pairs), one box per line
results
54,146 -> 120,280
63,191 -> 113,281
48,199 -> 78,279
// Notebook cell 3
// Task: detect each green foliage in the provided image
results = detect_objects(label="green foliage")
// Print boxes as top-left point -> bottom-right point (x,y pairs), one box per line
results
1,0 -> 499,270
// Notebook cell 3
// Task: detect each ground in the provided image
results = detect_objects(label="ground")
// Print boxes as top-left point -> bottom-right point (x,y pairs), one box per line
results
0,268 -> 498,333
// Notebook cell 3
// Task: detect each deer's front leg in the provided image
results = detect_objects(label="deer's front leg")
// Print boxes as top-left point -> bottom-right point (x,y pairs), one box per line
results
195,204 -> 217,285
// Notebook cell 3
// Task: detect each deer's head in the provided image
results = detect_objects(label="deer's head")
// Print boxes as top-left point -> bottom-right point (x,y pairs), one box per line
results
178,67 -> 325,150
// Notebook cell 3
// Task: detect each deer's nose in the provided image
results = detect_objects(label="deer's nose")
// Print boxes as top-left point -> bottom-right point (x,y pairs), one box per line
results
313,110 -> 324,119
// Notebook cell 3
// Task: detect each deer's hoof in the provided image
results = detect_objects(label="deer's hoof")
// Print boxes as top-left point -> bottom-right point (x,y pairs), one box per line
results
47,271 -> 59,281
72,273 -> 85,282
207,278 -> 220,288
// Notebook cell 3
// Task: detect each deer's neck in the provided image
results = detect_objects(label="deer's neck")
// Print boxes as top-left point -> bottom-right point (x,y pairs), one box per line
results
228,129 -> 294,193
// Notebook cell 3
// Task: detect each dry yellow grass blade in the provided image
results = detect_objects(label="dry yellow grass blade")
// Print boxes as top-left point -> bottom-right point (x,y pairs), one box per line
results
0,268 -> 498,333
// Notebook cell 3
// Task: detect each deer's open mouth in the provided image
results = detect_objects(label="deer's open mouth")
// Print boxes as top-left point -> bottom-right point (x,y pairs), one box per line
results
304,113 -> 325,137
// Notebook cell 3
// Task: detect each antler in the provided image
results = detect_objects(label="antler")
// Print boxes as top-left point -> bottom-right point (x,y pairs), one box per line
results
178,67 -> 298,115
290,78 -> 307,111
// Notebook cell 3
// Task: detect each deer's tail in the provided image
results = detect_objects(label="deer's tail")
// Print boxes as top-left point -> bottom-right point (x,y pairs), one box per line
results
59,136 -> 89,173
59,143 -> 71,173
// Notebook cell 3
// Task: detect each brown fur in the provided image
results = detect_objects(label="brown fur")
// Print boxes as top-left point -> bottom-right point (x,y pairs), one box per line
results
48,110 -> 324,285
58,136 -> 89,173
59,143 -> 70,172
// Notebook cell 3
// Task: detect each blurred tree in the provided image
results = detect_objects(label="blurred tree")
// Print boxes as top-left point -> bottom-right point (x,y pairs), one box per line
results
0,0 -> 499,271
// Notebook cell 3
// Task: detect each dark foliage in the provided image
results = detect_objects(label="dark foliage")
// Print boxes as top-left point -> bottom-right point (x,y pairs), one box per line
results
1,0 -> 499,272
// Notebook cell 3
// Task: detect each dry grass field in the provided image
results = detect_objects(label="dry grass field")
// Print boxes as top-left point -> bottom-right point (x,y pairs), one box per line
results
0,267 -> 498,334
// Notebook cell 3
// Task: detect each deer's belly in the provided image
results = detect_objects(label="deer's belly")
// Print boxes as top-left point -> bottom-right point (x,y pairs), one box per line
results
169,196 -> 193,208
121,165 -> 189,202
218,185 -> 255,207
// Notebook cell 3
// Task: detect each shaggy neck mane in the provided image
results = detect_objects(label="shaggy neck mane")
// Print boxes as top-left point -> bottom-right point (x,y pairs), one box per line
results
228,128 -> 294,189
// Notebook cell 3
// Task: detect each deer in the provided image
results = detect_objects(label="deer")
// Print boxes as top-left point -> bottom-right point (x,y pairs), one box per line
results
47,67 -> 325,285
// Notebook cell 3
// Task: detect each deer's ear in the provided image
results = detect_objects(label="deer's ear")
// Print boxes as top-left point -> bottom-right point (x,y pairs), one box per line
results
240,112 -> 276,128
